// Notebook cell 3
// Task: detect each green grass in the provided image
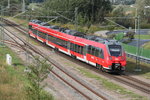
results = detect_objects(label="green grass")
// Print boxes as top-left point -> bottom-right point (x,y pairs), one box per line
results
7,17 -> 28,27
0,47 -> 26,100
123,5 -> 135,13
77,67 -> 148,100
143,41 -> 150,49
134,35 -> 150,39
0,46 -> 54,100
126,58 -> 150,79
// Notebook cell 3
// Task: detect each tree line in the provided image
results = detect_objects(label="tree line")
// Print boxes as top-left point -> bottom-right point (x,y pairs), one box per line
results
42,0 -> 112,24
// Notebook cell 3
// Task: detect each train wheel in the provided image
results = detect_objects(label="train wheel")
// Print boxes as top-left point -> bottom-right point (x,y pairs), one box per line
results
96,64 -> 100,69
43,42 -> 46,45
100,66 -> 105,72
54,48 -> 58,51
71,54 -> 76,59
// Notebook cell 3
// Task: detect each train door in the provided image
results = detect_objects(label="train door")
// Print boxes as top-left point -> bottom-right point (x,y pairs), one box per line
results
70,43 -> 76,57
46,34 -> 48,44
86,45 -> 97,66
83,45 -> 88,63
67,41 -> 71,55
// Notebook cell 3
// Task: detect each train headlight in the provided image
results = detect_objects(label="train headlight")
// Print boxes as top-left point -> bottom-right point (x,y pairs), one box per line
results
121,56 -> 124,60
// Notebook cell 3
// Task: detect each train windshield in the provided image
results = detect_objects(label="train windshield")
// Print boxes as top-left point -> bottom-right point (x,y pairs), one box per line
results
108,45 -> 122,57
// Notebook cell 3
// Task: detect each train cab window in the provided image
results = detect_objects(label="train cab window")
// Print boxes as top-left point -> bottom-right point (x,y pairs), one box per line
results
108,45 -> 122,57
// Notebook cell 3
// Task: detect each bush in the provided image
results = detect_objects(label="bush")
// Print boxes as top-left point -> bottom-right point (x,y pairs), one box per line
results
140,23 -> 150,29
108,34 -> 116,39
107,26 -> 115,32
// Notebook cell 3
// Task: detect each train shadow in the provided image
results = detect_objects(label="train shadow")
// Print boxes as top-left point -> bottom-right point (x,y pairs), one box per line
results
125,59 -> 150,76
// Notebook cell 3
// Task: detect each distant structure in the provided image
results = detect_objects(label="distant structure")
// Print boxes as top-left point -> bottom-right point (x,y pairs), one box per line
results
109,0 -> 135,5
109,0 -> 117,3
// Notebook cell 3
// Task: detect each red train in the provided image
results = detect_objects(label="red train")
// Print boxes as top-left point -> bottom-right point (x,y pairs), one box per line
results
28,20 -> 126,73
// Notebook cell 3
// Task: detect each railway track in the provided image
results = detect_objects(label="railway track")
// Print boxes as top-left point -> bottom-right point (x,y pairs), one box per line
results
101,73 -> 150,94
54,50 -> 150,95
1,18 -> 110,100
1,18 -> 150,97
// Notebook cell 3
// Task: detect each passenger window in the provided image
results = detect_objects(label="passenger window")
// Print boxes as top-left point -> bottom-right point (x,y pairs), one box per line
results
81,46 -> 83,54
75,44 -> 77,52
91,47 -> 95,55
88,45 -> 91,54
70,43 -> 73,50
78,46 -> 81,53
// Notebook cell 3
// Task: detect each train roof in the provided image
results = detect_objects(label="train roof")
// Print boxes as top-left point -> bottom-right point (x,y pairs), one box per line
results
40,22 -> 51,26
30,19 -> 42,24
29,20 -> 121,46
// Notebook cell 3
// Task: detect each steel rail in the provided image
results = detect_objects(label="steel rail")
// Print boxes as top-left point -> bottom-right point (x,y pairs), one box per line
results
99,72 -> 150,94
2,20 -> 108,100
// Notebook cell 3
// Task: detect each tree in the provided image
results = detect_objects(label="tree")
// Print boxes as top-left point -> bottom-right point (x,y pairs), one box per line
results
71,0 -> 112,22
114,33 -> 124,41
136,0 -> 150,22
0,0 -> 30,7
26,57 -> 53,100
42,0 -> 112,24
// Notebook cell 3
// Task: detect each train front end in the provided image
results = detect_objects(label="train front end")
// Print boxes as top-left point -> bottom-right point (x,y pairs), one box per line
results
105,40 -> 126,73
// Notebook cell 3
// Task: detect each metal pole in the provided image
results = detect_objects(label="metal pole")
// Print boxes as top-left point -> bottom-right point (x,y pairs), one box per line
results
22,0 -> 25,12
92,0 -> 94,22
0,6 -> 5,47
2,21 -> 4,46
0,23 -> 5,47
135,10 -> 141,71
75,7 -> 78,30
8,0 -> 10,8
25,5 -> 30,67
1,6 -> 2,17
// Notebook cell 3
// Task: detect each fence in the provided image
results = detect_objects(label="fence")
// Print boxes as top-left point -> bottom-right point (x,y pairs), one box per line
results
122,43 -> 150,59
